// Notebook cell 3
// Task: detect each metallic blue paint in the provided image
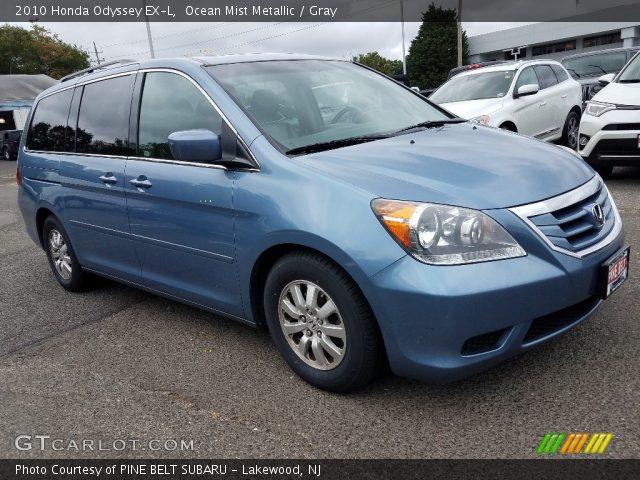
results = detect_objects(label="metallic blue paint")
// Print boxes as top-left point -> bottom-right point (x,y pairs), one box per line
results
17,55 -> 625,383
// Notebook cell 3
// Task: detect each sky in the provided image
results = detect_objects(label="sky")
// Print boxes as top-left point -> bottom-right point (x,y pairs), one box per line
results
11,21 -> 533,63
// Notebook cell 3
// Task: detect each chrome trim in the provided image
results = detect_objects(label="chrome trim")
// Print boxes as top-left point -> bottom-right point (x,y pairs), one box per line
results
39,71 -> 137,99
23,148 -> 128,160
509,176 -> 622,259
128,155 -> 258,172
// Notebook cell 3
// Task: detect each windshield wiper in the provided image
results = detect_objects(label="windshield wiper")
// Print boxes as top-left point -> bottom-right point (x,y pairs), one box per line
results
285,134 -> 389,155
619,79 -> 640,83
393,118 -> 467,134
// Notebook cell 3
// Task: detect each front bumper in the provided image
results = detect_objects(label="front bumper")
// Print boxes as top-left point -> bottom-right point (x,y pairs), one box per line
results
365,207 -> 625,383
579,110 -> 640,165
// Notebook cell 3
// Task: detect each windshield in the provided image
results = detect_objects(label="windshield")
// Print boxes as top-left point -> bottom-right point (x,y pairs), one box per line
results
561,52 -> 627,78
205,60 -> 450,152
618,53 -> 640,82
430,71 -> 515,104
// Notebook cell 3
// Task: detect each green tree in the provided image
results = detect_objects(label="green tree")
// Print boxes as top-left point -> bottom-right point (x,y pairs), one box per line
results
406,3 -> 470,90
0,24 -> 89,79
352,52 -> 403,77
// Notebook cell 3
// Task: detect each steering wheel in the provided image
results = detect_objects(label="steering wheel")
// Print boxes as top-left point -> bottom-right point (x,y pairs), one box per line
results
330,106 -> 366,124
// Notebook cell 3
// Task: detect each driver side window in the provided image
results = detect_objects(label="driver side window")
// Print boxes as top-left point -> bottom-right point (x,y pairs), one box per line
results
138,72 -> 223,160
515,67 -> 539,92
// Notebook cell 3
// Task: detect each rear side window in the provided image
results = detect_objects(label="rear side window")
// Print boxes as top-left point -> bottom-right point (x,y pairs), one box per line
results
551,64 -> 569,82
27,90 -> 73,152
533,65 -> 558,89
76,74 -> 135,156
137,72 -> 223,160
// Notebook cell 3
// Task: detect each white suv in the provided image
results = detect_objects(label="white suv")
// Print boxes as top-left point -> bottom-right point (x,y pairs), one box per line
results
579,51 -> 640,177
430,60 -> 583,148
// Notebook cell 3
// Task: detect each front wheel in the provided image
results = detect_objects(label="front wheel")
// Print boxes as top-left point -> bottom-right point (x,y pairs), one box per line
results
264,251 -> 383,392
562,111 -> 580,150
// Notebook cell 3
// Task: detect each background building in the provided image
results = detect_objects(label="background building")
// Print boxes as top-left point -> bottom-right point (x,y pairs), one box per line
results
0,74 -> 56,130
469,22 -> 640,63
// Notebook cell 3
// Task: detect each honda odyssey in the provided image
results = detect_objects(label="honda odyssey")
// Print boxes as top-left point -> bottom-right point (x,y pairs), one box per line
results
17,55 -> 628,392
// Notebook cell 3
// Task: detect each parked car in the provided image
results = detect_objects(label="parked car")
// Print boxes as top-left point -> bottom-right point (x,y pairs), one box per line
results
18,55 -> 628,392
429,60 -> 583,149
1,129 -> 22,160
579,50 -> 640,178
561,47 -> 640,106
419,62 -> 512,98
447,61 -> 510,80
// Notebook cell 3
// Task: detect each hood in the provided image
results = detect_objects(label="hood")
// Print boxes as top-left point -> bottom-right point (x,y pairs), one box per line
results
438,98 -> 504,120
298,123 -> 594,210
592,81 -> 640,106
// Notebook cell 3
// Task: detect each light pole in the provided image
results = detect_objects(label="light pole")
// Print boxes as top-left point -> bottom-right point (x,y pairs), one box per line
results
400,0 -> 406,76
457,0 -> 463,67
142,0 -> 156,59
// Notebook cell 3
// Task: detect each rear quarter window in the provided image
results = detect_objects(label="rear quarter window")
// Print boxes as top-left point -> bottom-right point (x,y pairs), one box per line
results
26,89 -> 74,152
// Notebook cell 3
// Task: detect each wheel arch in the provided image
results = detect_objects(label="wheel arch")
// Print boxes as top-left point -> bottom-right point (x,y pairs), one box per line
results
499,121 -> 517,132
35,206 -> 56,249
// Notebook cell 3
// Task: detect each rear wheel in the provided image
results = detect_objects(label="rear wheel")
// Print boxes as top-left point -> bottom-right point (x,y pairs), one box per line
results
2,147 -> 9,161
264,251 -> 383,392
43,216 -> 91,291
562,111 -> 580,150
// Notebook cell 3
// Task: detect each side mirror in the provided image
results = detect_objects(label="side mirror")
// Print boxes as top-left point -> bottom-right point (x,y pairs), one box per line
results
168,129 -> 222,163
598,73 -> 615,86
515,84 -> 540,98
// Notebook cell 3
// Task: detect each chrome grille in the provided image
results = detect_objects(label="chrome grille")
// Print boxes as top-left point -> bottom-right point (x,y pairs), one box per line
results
529,185 -> 613,252
510,177 -> 621,258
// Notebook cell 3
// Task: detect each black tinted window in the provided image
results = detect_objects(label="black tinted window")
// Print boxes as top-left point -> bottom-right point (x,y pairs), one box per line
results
533,65 -> 558,89
138,72 -> 223,160
76,75 -> 134,156
27,90 -> 73,152
562,52 -> 627,78
551,64 -> 569,82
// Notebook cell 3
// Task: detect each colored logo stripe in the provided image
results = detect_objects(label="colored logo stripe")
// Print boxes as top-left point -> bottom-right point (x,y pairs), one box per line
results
538,433 -> 614,455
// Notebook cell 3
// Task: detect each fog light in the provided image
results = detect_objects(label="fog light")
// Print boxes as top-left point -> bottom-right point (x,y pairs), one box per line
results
579,135 -> 589,147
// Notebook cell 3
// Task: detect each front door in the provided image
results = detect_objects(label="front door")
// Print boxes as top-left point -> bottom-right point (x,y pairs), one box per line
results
125,71 -> 242,316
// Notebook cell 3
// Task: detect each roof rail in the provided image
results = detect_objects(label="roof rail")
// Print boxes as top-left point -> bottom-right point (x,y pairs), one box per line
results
60,59 -> 137,83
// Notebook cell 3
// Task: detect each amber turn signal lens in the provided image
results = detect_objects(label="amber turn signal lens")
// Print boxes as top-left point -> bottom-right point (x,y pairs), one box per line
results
371,199 -> 418,248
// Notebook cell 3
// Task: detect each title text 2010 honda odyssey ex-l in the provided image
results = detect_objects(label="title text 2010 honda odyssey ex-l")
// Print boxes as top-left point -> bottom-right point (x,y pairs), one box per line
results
17,55 -> 629,392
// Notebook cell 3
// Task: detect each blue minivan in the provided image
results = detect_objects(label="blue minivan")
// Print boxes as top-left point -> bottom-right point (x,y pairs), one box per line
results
17,55 -> 628,391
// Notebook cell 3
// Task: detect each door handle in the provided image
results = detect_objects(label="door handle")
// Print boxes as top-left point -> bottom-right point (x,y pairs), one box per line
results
130,177 -> 152,189
99,173 -> 118,184
561,94 -> 568,99
539,101 -> 547,106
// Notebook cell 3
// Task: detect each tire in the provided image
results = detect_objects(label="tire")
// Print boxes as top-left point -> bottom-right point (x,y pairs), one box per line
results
264,251 -> 383,392
595,165 -> 614,179
562,111 -> 580,150
43,216 -> 91,291
499,123 -> 517,132
2,147 -> 9,161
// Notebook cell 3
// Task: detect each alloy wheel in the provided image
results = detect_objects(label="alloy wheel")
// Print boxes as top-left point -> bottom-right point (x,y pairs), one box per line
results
49,229 -> 72,280
567,115 -> 579,150
278,280 -> 347,370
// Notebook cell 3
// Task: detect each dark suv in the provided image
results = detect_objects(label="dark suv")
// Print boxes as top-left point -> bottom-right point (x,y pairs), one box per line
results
561,47 -> 640,105
1,130 -> 22,160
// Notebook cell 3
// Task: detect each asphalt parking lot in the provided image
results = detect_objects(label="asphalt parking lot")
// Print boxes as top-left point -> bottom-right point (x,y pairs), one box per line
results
0,159 -> 638,459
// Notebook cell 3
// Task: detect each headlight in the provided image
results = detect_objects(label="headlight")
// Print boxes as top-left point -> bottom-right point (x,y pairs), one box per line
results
585,101 -> 616,117
371,199 -> 526,265
469,115 -> 491,126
